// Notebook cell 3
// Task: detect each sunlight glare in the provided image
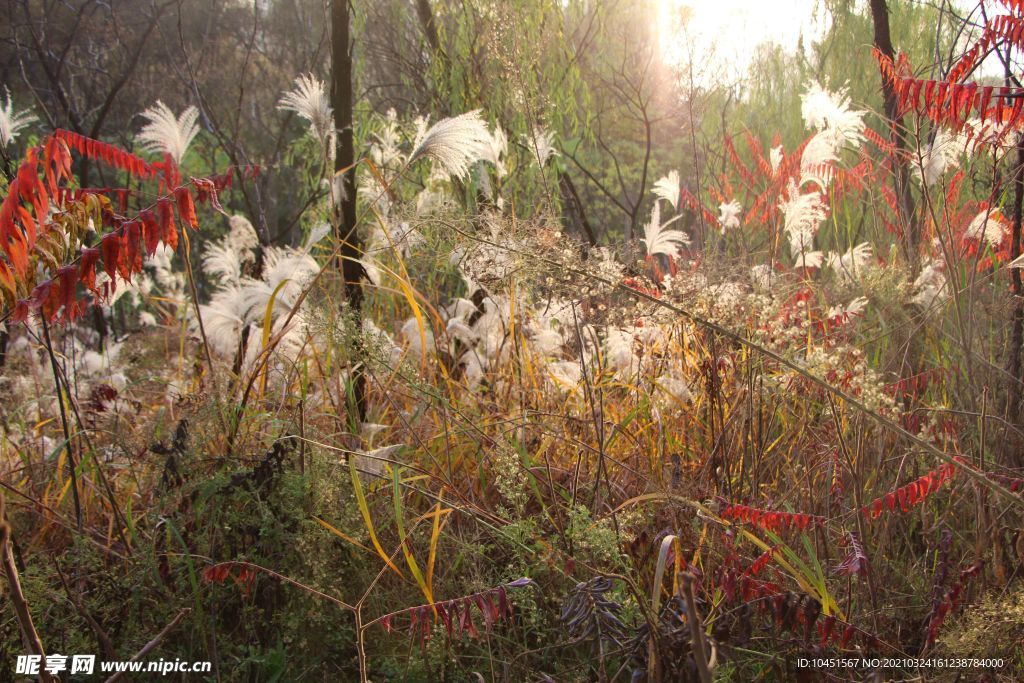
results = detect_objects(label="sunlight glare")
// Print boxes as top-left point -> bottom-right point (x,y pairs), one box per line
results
656,0 -> 829,85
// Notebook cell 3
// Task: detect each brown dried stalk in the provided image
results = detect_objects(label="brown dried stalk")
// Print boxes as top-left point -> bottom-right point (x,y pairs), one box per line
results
103,608 -> 191,683
681,572 -> 713,683
0,493 -> 56,683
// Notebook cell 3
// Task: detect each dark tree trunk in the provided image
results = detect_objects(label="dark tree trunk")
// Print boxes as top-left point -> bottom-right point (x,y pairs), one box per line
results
415,0 -> 442,55
331,0 -> 367,420
558,171 -> 597,247
415,0 -> 451,116
869,0 -> 917,259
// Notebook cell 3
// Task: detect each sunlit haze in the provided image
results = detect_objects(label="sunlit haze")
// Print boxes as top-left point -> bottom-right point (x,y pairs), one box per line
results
655,0 -> 830,84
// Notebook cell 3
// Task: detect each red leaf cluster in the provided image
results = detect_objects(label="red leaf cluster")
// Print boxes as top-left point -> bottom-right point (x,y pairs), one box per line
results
861,461 -> 958,520
884,366 -> 953,401
718,501 -> 823,532
621,277 -> 661,299
862,127 -> 896,155
816,615 -> 874,651
55,129 -> 155,178
59,188 -> 135,212
202,562 -> 257,596
1,129 -> 242,324
0,142 -> 73,283
984,471 -> 1024,493
379,578 -> 532,646
924,561 -> 984,650
723,134 -> 758,191
10,188 -> 194,323
679,187 -> 718,227
3,159 -> 226,324
874,30 -> 1024,140
743,546 -> 779,578
733,574 -> 882,651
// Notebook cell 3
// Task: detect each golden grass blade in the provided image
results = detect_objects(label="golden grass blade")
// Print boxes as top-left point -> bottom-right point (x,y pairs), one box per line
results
258,278 -> 291,398
314,516 -> 374,555
391,466 -> 432,605
348,456 -> 404,578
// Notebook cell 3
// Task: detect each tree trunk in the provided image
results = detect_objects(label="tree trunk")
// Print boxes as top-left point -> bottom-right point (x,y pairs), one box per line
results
415,0 -> 451,116
331,0 -> 367,420
415,0 -> 442,56
869,0 -> 917,260
558,171 -> 597,247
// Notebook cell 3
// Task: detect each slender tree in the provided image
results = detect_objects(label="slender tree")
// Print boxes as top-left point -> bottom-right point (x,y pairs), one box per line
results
331,0 -> 367,420
869,0 -> 917,259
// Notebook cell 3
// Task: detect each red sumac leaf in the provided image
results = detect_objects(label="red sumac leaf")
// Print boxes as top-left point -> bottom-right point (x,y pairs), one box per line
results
435,602 -> 451,636
57,265 -> 78,315
80,248 -> 100,292
497,586 -> 510,617
54,129 -> 154,178
0,258 -> 15,297
448,600 -> 461,636
417,605 -> 431,646
819,615 -> 836,646
31,279 -> 61,321
193,177 -> 223,212
5,229 -> 28,277
175,186 -> 198,229
124,220 -> 143,275
840,623 -> 856,648
158,198 -> 178,251
462,597 -> 478,638
11,299 -> 29,323
16,206 -> 37,248
29,280 -> 52,311
475,594 -> 494,630
100,232 -> 121,283
140,209 -> 161,256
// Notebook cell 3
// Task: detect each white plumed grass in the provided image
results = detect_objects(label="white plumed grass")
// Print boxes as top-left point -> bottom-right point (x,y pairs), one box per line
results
202,242 -> 245,285
277,74 -> 335,147
653,170 -> 681,210
547,360 -> 582,391
779,180 -> 827,259
409,110 -> 494,179
226,215 -> 260,259
801,81 -> 865,149
826,242 -> 873,282
603,328 -> 638,381
641,202 -> 688,257
238,247 -> 320,321
717,200 -> 742,233
201,215 -> 260,285
912,258 -> 948,308
485,125 -> 508,178
137,101 -> 200,164
964,209 -> 1008,247
0,89 -> 36,149
526,126 -> 558,166
196,285 -> 248,357
769,145 -> 784,174
799,131 -> 839,190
